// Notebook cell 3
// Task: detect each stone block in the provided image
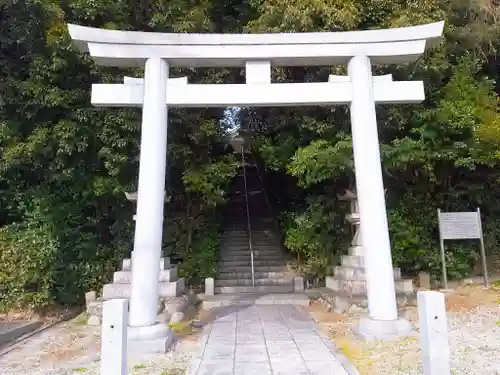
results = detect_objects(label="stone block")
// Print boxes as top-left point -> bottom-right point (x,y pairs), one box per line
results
354,316 -> 413,340
348,246 -> 363,257
87,315 -> 101,326
326,278 -> 412,295
127,324 -> 174,354
157,299 -> 166,314
333,266 -> 365,281
159,258 -> 171,271
418,272 -> 431,290
102,279 -> 185,300
325,276 -> 337,291
340,255 -> 364,267
205,277 -> 215,296
121,257 -> 171,271
85,291 -> 97,303
169,312 -> 184,324
165,295 -> 189,315
293,276 -> 304,292
113,267 -> 177,284
400,279 -> 414,294
333,266 -> 402,281
87,300 -> 103,317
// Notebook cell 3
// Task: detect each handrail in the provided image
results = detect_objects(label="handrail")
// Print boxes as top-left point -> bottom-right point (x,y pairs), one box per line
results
240,145 -> 255,286
253,151 -> 285,250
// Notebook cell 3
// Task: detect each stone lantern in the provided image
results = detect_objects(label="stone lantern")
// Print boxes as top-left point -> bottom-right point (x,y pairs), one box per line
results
338,189 -> 361,248
230,135 -> 246,153
125,191 -> 168,220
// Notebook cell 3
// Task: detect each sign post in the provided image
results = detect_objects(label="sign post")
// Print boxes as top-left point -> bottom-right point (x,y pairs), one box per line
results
437,208 -> 489,289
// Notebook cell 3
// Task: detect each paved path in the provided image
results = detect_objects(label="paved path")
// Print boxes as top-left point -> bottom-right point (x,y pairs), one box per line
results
187,305 -> 352,375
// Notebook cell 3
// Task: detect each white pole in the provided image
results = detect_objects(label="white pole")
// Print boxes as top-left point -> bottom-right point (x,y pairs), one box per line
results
348,54 -> 398,321
129,57 -> 169,327
101,299 -> 128,375
417,291 -> 451,375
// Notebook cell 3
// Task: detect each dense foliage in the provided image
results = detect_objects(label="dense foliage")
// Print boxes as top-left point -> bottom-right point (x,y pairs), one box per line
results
1,0 -> 500,310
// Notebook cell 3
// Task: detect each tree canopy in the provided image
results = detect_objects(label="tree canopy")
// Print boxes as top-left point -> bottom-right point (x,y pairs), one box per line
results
1,0 -> 500,310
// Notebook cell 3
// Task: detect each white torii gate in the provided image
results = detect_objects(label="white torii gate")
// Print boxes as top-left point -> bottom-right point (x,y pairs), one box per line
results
68,21 -> 444,347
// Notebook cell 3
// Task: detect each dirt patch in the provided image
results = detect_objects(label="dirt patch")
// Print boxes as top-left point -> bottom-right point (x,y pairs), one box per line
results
0,306 -> 80,323
444,284 -> 499,312
305,299 -> 345,323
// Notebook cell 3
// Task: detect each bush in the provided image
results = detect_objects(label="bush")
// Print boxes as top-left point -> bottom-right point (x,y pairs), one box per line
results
0,221 -> 58,311
178,226 -> 219,288
388,208 -> 476,280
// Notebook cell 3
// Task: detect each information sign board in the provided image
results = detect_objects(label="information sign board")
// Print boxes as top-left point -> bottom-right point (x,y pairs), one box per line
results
437,208 -> 488,289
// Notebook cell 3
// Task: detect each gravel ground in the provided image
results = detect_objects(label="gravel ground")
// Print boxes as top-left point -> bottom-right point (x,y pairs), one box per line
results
309,284 -> 500,375
0,317 -> 201,375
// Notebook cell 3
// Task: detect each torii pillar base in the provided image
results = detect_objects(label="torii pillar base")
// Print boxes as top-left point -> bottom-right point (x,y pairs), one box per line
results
354,316 -> 413,341
127,324 -> 174,354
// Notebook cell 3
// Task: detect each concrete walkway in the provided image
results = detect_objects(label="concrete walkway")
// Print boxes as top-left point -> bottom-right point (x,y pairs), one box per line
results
187,305 -> 353,375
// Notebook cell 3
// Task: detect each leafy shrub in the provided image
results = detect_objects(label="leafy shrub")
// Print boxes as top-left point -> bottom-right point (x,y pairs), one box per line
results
0,221 -> 58,311
282,198 -> 349,281
388,208 -> 476,280
178,226 -> 219,288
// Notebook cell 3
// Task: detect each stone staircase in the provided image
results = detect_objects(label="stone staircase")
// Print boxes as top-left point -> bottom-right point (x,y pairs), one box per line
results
325,245 -> 414,313
213,150 -> 296,295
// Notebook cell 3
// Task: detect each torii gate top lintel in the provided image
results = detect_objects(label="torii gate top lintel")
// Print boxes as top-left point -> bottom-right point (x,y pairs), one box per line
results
68,21 -> 444,68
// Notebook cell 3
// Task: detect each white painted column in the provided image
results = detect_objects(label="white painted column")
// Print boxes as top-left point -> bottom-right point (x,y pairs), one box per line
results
129,58 -> 169,327
348,54 -> 398,321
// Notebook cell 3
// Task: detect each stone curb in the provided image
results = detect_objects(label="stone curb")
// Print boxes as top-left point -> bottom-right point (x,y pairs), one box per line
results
0,321 -> 44,348
0,310 -> 80,357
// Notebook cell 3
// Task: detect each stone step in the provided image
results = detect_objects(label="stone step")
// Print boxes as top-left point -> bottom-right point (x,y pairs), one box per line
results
221,234 -> 276,239
202,293 -> 310,309
219,259 -> 286,267
215,278 -> 292,286
221,236 -> 277,240
102,279 -> 185,299
333,265 -> 401,281
219,247 -> 283,254
215,284 -> 294,294
218,271 -> 288,279
219,253 -> 286,261
222,230 -> 274,235
219,254 -> 287,262
325,277 -> 413,295
113,267 -> 178,284
221,243 -> 279,248
321,288 -> 411,314
218,265 -> 287,273
340,255 -> 364,268
121,257 -> 171,271
222,235 -> 276,239
348,246 -> 363,257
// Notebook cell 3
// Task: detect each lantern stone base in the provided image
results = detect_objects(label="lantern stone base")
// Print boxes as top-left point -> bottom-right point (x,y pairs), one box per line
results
85,254 -> 188,343
325,246 -> 414,314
